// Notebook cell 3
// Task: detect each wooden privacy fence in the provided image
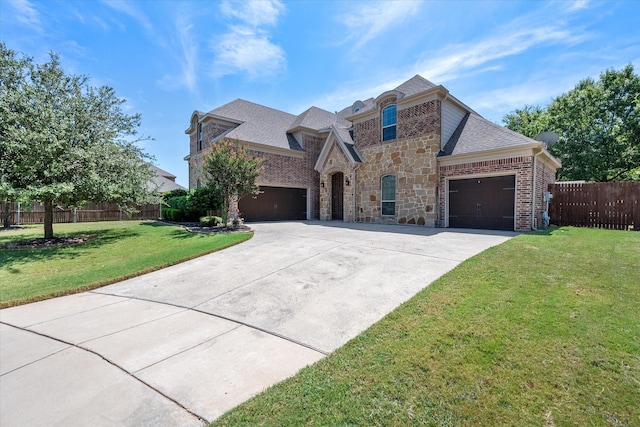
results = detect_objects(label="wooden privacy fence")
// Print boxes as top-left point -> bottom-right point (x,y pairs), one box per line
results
548,182 -> 639,231
1,202 -> 161,226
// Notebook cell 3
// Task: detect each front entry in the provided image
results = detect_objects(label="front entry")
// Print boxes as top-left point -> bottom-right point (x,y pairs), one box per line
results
331,172 -> 344,220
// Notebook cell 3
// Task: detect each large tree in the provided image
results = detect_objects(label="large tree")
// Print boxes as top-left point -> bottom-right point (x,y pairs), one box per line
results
503,65 -> 640,182
201,139 -> 264,226
0,43 -> 157,238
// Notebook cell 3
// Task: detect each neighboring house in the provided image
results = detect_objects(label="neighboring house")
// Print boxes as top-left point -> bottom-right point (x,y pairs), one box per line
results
148,164 -> 186,194
185,75 -> 560,231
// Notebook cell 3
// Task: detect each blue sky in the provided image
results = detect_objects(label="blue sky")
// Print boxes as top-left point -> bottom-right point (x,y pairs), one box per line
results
2,0 -> 639,187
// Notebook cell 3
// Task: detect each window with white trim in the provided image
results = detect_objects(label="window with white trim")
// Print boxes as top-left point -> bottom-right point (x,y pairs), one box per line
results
382,104 -> 397,141
381,175 -> 396,215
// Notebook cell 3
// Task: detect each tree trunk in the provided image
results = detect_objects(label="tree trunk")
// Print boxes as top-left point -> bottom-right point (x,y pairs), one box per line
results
221,199 -> 229,228
44,199 -> 54,239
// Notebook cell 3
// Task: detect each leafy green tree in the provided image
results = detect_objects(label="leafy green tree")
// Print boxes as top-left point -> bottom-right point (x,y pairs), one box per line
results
502,105 -> 550,140
201,139 -> 264,226
0,43 -> 157,238
503,65 -> 640,182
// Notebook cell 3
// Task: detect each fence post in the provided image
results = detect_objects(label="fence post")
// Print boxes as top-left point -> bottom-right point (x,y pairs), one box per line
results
17,202 -> 21,225
73,208 -> 77,223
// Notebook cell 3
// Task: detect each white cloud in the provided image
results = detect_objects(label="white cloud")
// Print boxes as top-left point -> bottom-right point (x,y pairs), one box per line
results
158,13 -> 198,92
568,0 -> 590,11
412,26 -> 584,84
7,0 -> 42,29
101,0 -> 153,32
220,0 -> 285,27
212,26 -> 286,79
211,0 -> 287,79
338,0 -> 423,49
308,15 -> 588,114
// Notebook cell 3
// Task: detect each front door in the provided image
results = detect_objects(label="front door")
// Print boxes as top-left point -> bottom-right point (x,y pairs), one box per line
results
331,172 -> 344,220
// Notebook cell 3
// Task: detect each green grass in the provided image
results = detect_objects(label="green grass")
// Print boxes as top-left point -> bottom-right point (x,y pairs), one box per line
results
212,227 -> 640,427
0,221 -> 252,307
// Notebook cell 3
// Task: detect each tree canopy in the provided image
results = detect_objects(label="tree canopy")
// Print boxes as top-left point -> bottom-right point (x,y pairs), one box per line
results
503,64 -> 640,182
201,139 -> 264,226
0,43 -> 157,237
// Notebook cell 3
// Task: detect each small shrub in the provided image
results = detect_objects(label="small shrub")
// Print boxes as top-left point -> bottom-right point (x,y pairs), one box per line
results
162,207 -> 184,222
200,216 -> 223,227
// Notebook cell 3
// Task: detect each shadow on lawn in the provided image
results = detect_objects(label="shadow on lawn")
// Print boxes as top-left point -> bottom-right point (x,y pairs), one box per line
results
0,228 -> 139,270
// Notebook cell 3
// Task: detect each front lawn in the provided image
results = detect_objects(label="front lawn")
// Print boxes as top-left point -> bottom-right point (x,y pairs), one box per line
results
212,227 -> 640,426
0,221 -> 252,308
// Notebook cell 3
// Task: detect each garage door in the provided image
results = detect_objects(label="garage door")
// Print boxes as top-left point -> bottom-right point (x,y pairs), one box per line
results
449,175 -> 515,231
239,186 -> 307,221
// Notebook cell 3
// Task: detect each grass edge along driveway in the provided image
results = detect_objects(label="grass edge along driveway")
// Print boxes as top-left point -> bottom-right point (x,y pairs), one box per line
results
0,220 -> 252,308
211,227 -> 639,427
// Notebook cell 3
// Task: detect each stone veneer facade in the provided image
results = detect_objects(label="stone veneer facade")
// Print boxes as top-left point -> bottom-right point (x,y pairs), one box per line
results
320,98 -> 442,225
354,136 -> 440,225
319,144 -> 356,222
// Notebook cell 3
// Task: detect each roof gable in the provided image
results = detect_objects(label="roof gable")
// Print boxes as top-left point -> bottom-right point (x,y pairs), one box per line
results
288,106 -> 350,132
314,125 -> 363,171
207,99 -> 298,150
394,74 -> 437,97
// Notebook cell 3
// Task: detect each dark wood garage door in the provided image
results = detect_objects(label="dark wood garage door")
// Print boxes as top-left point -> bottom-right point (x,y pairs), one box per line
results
238,186 -> 307,222
449,175 -> 515,231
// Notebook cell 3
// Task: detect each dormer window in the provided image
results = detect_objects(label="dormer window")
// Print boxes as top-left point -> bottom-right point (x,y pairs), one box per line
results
382,105 -> 397,141
352,100 -> 364,115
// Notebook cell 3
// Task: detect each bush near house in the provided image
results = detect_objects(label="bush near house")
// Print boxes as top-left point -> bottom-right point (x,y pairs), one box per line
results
161,187 -> 222,222
199,216 -> 223,227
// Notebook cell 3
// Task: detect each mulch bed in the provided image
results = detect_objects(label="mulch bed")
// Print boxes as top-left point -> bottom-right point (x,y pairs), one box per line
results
177,222 -> 253,234
5,236 -> 90,250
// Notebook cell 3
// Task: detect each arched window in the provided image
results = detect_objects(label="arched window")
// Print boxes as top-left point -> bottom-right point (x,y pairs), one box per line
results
382,105 -> 397,141
381,175 -> 396,216
197,123 -> 203,151
196,179 -> 202,189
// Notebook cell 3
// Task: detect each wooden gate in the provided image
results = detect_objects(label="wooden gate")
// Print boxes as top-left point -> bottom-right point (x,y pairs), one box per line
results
548,182 -> 639,230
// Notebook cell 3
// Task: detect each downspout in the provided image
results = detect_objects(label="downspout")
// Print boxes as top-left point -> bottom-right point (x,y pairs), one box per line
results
531,146 -> 544,230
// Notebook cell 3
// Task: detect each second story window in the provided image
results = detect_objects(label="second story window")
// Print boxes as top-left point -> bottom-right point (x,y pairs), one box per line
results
197,123 -> 203,151
382,105 -> 397,141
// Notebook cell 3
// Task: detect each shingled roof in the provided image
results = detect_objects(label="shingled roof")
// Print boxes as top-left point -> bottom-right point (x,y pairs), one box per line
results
208,99 -> 298,150
394,74 -> 438,97
205,100 -> 350,151
439,113 -> 538,157
288,106 -> 350,132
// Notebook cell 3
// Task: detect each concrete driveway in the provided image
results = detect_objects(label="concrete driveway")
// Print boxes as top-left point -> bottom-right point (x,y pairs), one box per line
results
0,221 -> 516,426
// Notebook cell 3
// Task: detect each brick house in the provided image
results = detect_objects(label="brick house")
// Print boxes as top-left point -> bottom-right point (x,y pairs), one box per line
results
185,75 -> 560,231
